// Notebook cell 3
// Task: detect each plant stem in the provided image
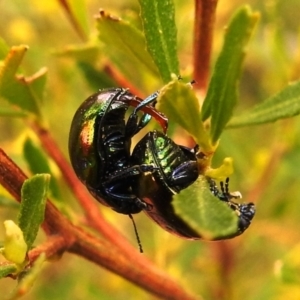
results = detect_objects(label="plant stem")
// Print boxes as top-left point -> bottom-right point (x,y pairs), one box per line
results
0,148 -> 199,300
28,235 -> 67,262
70,230 -> 199,300
193,0 -> 218,91
103,63 -> 146,98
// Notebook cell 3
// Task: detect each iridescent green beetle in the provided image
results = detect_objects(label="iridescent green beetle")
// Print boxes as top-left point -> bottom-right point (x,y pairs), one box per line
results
131,130 -> 255,239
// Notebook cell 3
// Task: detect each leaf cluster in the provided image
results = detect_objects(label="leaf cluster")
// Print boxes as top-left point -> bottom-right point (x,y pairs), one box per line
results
1,1 -> 300,299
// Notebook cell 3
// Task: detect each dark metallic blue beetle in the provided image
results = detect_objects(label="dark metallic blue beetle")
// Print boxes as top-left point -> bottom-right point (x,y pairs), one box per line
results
69,88 -> 167,214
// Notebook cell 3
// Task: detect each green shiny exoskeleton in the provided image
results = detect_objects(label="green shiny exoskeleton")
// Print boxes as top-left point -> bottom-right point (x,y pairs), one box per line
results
131,130 -> 200,238
131,130 -> 255,239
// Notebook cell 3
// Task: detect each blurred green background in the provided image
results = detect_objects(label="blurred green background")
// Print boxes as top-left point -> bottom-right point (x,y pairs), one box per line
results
1,0 -> 300,299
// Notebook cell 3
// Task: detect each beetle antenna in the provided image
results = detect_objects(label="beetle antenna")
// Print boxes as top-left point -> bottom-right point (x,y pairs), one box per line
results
129,214 -> 143,253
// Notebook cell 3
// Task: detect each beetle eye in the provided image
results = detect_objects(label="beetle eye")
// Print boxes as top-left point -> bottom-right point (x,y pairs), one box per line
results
193,144 -> 199,153
195,149 -> 206,159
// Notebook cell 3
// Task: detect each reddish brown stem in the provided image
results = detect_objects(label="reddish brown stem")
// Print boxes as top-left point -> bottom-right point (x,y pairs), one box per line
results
103,63 -> 146,98
210,241 -> 234,300
0,148 -> 198,300
193,0 -> 218,91
28,123 -> 200,297
28,235 -> 67,262
70,230 -> 198,300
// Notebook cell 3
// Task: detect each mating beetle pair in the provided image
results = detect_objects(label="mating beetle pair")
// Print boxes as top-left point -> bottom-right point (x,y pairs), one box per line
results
69,87 -> 255,241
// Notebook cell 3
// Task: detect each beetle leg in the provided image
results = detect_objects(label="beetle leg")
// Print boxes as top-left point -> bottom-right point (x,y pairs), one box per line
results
103,164 -> 157,185
125,112 -> 152,137
103,188 -> 151,214
169,161 -> 199,188
133,79 -> 195,114
125,90 -> 161,137
133,91 -> 159,114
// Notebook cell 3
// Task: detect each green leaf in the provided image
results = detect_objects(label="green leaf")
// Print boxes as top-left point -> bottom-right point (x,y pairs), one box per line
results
201,6 -> 258,144
0,264 -> 17,279
23,138 -> 60,199
173,176 -> 238,240
0,45 -> 45,117
138,0 -> 179,82
157,80 -> 211,151
96,10 -> 159,78
228,81 -> 300,128
18,174 -> 50,250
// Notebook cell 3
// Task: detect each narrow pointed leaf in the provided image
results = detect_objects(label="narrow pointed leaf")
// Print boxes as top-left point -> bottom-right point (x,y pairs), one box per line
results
201,6 -> 258,144
23,138 -> 60,199
96,10 -> 159,77
173,176 -> 238,240
0,45 -> 45,117
228,81 -> 300,128
18,174 -> 50,249
157,80 -> 211,151
138,0 -> 179,82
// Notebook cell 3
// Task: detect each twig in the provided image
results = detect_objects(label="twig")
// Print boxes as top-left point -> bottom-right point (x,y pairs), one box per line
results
70,230 -> 199,300
210,241 -> 234,300
193,0 -> 218,91
103,63 -> 146,98
28,235 -> 67,262
0,148 -> 199,300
